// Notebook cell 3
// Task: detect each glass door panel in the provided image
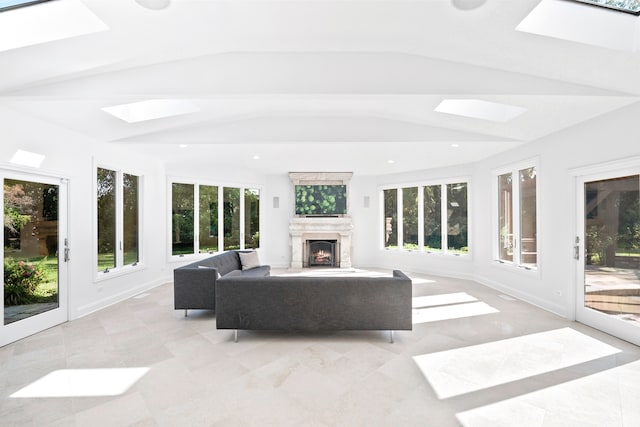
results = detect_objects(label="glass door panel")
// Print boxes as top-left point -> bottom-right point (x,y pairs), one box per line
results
2,173 -> 67,346
4,179 -> 59,325
578,173 -> 640,345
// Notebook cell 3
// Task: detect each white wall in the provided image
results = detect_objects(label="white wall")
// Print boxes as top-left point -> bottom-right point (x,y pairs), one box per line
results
471,101 -> 640,318
255,172 -> 378,269
366,102 -> 640,319
1,106 -> 169,320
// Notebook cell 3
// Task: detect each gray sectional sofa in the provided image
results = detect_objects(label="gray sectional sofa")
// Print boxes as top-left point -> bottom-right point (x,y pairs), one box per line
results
173,250 -> 270,316
215,270 -> 413,342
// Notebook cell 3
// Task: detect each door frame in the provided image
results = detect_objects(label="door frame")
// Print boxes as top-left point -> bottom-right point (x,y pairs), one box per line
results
1,168 -> 69,347
571,157 -> 640,346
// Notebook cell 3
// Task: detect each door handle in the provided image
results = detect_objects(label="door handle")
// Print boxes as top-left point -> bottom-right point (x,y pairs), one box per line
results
64,238 -> 70,262
573,236 -> 580,261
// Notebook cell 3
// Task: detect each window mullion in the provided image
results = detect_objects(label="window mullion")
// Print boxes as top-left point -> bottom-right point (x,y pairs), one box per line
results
194,185 -> 200,254
418,186 -> 424,250
397,188 -> 404,249
512,169 -> 522,266
441,184 -> 448,253
115,171 -> 124,269
218,187 -> 224,251
239,188 -> 246,250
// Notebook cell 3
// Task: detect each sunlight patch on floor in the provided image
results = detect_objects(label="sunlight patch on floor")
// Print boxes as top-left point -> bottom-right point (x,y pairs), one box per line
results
456,359 -> 640,426
413,328 -> 621,400
413,292 -> 478,308
10,368 -> 150,398
412,292 -> 498,325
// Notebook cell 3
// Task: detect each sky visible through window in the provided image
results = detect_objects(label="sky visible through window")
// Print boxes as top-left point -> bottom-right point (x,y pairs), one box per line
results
0,0 -> 52,12
573,0 -> 640,14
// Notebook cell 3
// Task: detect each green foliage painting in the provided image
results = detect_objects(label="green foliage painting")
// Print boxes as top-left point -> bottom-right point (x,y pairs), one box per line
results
295,185 -> 347,215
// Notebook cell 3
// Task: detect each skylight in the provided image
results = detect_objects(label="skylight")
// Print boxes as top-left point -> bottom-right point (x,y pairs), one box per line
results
570,0 -> 640,15
10,149 -> 45,168
102,100 -> 200,123
517,0 -> 639,51
0,0 -> 109,52
434,99 -> 527,123
0,0 -> 51,12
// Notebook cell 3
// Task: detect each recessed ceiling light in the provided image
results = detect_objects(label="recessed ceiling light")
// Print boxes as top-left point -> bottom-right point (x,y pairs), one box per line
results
102,99 -> 199,124
135,0 -> 171,10
435,99 -> 527,123
178,144 -> 188,148
387,160 -> 395,164
451,143 -> 460,148
451,0 -> 487,11
252,155 -> 261,160
10,149 -> 45,168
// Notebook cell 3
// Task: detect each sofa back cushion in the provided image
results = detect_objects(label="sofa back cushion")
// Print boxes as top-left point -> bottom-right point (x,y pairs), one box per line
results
216,271 -> 412,331
197,251 -> 241,276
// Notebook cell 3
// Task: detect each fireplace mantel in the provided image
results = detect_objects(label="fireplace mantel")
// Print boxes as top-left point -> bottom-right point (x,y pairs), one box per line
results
288,172 -> 354,269
289,217 -> 353,269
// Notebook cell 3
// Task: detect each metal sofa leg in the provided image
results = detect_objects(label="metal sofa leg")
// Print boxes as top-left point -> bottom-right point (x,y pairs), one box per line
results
389,330 -> 394,344
184,309 -> 188,317
234,330 -> 238,343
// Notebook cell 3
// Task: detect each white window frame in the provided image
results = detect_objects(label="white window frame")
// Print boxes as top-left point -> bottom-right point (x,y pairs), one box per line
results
493,158 -> 540,272
167,177 -> 263,262
380,177 -> 471,256
94,163 -> 143,281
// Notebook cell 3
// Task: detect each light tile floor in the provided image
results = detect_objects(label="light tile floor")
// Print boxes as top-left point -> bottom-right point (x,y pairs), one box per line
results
1,270 -> 639,426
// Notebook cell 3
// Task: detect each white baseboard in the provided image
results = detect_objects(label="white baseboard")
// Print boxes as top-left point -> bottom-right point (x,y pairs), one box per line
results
474,274 -> 567,318
74,275 -> 171,320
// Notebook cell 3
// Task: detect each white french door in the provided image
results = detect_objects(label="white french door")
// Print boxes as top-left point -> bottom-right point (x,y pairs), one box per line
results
576,168 -> 640,346
1,170 -> 68,347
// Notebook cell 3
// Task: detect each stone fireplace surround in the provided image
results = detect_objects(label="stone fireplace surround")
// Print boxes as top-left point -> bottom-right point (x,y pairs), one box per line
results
289,172 -> 353,269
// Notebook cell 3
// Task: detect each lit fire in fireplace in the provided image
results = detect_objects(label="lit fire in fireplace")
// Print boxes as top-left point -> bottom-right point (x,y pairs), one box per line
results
313,249 -> 332,264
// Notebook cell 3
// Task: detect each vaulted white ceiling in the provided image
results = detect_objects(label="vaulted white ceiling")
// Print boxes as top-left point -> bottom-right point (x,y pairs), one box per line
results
1,0 -> 639,175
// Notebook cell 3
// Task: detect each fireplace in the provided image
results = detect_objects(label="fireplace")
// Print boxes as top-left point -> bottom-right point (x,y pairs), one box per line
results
288,172 -> 353,269
307,240 -> 337,267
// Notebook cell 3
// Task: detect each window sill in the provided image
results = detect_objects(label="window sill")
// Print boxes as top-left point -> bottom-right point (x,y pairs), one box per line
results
493,260 -> 540,276
382,247 -> 471,257
94,262 -> 146,283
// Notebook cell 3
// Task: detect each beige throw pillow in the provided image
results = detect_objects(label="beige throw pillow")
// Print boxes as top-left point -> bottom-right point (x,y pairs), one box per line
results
239,251 -> 261,270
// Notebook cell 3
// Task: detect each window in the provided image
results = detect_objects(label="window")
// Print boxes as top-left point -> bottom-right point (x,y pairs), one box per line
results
568,0 -> 640,15
403,187 -> 419,250
496,164 -> 537,269
423,185 -> 442,252
0,0 -> 52,12
172,183 -> 194,256
245,188 -> 260,249
97,167 -> 141,273
383,189 -> 398,248
382,180 -> 469,255
223,187 -> 241,250
170,181 -> 261,257
123,174 -> 139,266
198,185 -> 218,254
447,183 -> 469,254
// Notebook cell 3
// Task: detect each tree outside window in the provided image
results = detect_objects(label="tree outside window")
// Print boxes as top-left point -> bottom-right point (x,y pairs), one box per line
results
97,167 -> 141,272
496,164 -> 537,269
382,182 -> 469,255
